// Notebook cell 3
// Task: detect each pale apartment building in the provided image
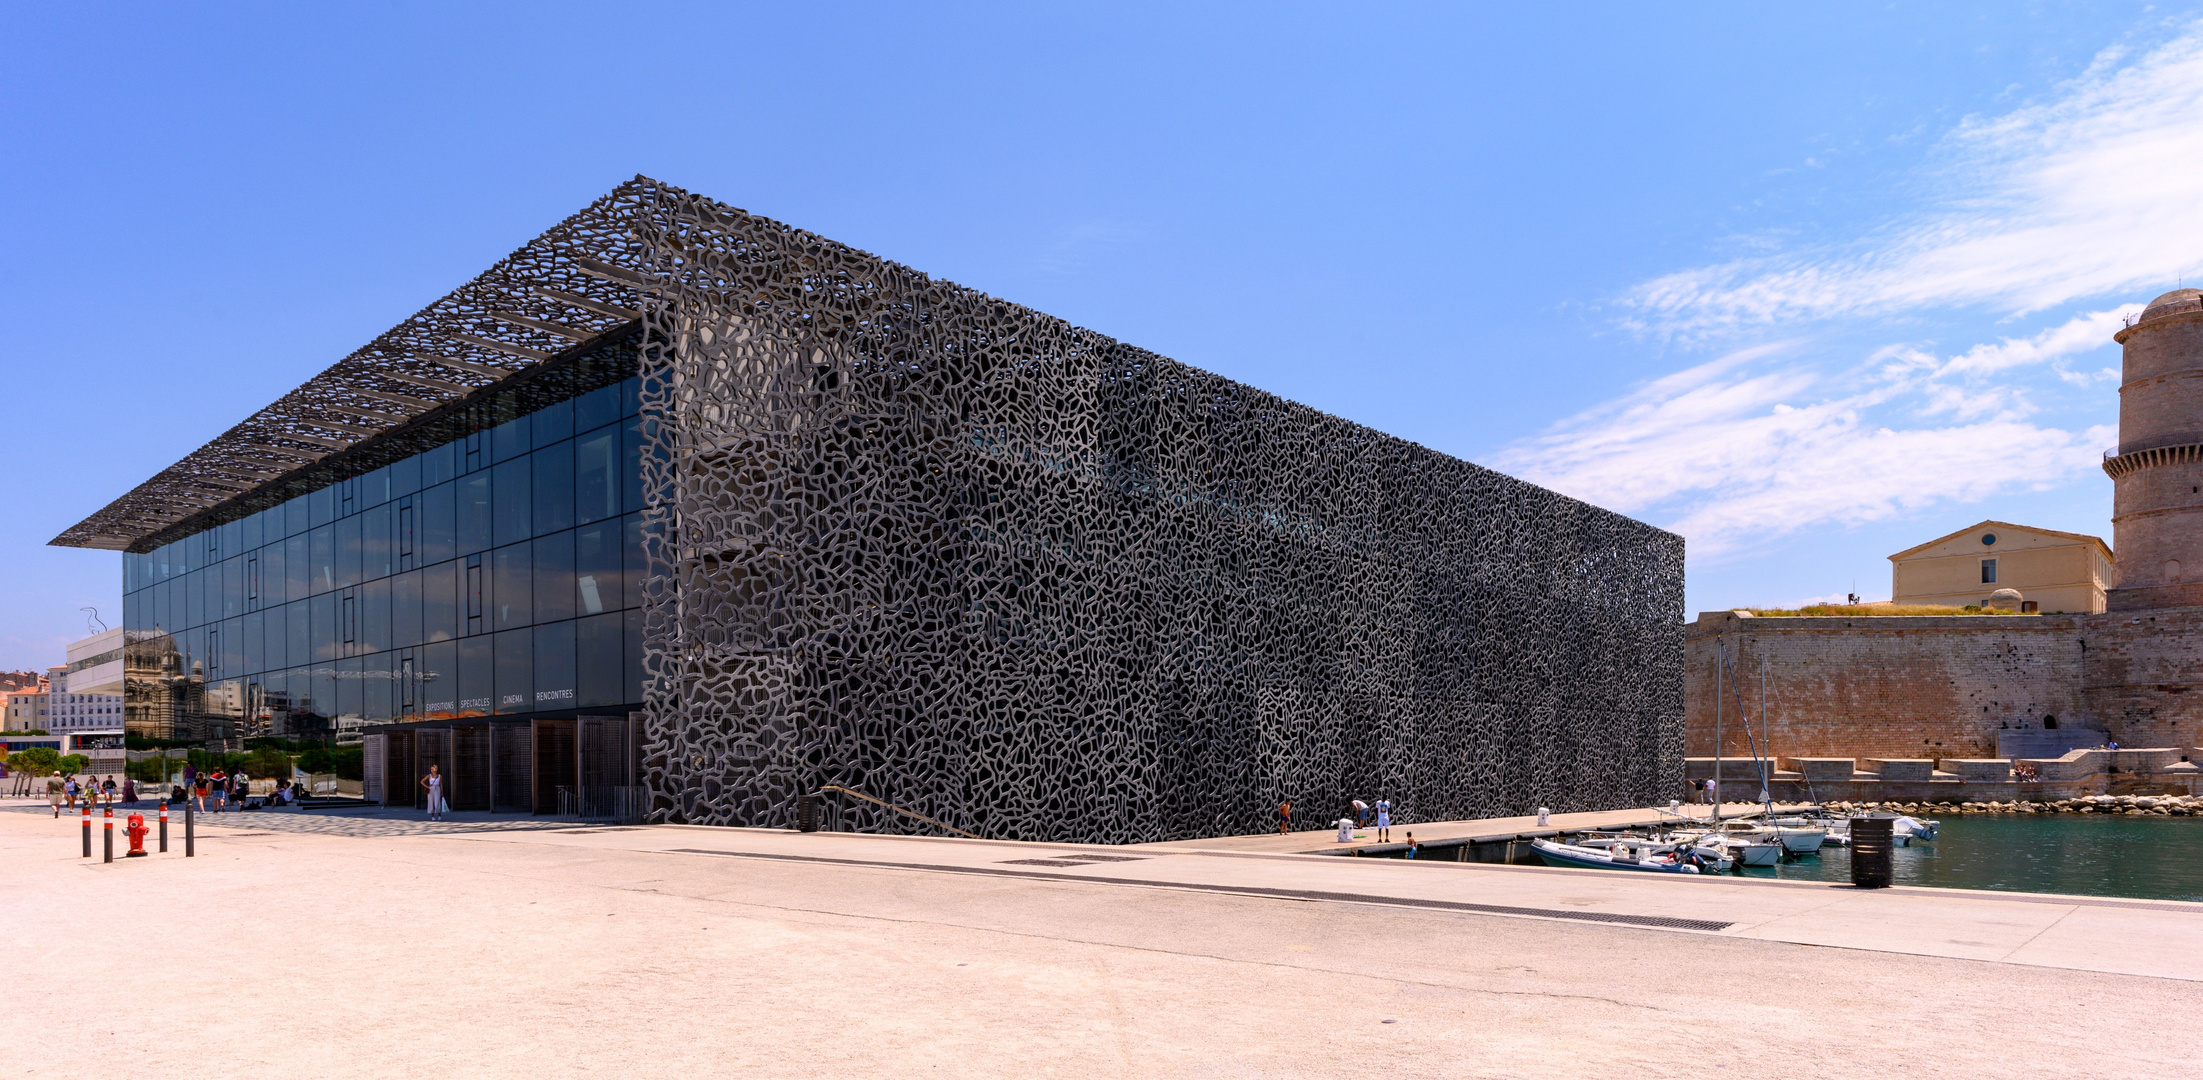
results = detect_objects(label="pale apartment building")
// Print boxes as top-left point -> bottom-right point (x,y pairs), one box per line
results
1889,519 -> 2114,614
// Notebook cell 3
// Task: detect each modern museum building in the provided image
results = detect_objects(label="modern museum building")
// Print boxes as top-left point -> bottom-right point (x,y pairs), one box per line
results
57,178 -> 1684,842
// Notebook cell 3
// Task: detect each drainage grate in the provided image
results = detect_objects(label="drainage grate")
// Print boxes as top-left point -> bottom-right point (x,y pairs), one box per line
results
671,848 -> 1734,932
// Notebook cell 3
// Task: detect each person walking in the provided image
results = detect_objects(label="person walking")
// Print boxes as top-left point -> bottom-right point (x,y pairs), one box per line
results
421,765 -> 445,821
1375,797 -> 1393,843
121,776 -> 136,804
101,776 -> 117,806
63,775 -> 79,810
193,771 -> 210,813
1275,799 -> 1291,835
47,774 -> 63,817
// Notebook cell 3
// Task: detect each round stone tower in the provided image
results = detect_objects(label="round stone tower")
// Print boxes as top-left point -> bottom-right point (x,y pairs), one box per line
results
2105,287 -> 2203,610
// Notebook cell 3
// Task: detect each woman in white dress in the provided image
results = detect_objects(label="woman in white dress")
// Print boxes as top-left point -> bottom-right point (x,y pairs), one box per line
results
420,765 -> 445,821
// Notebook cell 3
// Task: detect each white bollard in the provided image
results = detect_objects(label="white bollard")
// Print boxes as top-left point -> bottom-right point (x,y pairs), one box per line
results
1536,806 -> 1550,827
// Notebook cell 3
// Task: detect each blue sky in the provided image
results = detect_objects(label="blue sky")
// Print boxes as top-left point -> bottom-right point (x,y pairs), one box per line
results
3,3 -> 2199,669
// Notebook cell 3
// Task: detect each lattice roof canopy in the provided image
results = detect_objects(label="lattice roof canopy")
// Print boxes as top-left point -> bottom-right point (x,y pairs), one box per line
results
53,178 -> 668,552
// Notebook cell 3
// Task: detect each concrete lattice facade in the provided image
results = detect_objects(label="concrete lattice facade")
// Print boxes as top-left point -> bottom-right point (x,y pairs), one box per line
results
630,181 -> 1684,841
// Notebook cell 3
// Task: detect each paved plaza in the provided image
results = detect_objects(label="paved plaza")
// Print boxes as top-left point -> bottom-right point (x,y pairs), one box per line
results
6,799 -> 2199,1078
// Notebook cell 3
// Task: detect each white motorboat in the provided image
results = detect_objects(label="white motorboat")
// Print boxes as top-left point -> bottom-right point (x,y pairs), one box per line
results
1572,833 -> 1735,872
1529,837 -> 1706,873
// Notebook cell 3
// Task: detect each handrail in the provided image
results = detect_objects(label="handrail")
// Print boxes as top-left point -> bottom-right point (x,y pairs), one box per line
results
813,785 -> 981,839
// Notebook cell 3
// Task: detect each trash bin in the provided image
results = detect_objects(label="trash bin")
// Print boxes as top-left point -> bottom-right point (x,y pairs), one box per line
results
796,794 -> 818,832
1850,815 -> 1893,888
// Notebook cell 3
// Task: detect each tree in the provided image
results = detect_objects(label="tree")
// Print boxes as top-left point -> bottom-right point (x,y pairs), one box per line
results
57,753 -> 90,775
5,746 -> 60,776
245,745 -> 293,778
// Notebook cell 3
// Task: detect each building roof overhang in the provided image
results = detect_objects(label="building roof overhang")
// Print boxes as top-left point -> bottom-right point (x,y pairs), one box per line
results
51,178 -> 670,553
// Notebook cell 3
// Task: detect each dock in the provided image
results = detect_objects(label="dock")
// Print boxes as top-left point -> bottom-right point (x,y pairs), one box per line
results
1130,801 -> 1817,859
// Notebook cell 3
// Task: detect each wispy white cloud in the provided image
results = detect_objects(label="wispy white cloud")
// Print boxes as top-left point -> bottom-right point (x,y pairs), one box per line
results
1627,23 -> 2203,336
1494,342 -> 2116,559
1502,23 -> 2203,565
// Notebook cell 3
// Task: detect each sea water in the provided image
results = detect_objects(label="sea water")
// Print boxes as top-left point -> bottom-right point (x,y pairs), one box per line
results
1744,815 -> 2203,902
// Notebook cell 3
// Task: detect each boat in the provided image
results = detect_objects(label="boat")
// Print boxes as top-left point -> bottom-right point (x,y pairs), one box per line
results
1663,828 -> 1781,868
1571,833 -> 1735,871
1529,837 -> 1706,873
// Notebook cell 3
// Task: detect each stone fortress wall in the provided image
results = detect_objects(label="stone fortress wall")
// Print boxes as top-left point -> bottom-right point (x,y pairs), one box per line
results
1683,288 -> 2203,793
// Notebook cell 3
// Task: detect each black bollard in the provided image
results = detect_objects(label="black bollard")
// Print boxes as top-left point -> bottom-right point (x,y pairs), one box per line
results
1850,815 -> 1893,889
103,806 -> 113,863
184,799 -> 195,858
159,803 -> 169,853
81,804 -> 91,858
795,794 -> 818,832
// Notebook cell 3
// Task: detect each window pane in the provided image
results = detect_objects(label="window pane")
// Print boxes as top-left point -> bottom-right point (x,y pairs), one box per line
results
335,514 -> 362,590
263,603 -> 287,671
421,639 -> 458,719
223,555 -> 243,619
532,397 -> 572,448
285,533 -> 310,600
309,524 -> 335,595
457,636 -> 492,718
286,599 -> 309,670
575,519 -> 621,615
533,621 -> 576,709
392,568 -> 422,650
575,426 -> 619,525
310,592 -> 337,663
576,611 -> 623,707
624,607 -> 644,705
492,542 -> 532,631
493,455 -> 532,546
422,561 -> 456,644
309,485 -> 335,528
360,577 -> 390,654
493,628 -> 532,714
491,414 -> 530,463
360,465 -> 390,509
458,473 -> 492,555
337,656 -> 363,725
361,503 -> 392,582
240,509 -> 263,552
622,513 -> 644,612
621,415 -> 642,514
261,540 -> 286,607
423,441 -> 457,488
533,439 -> 573,535
284,494 -> 309,539
575,381 -> 619,431
363,652 -> 393,724
240,610 -> 262,676
421,480 -> 456,563
388,452 -> 421,499
535,529 -> 575,624
186,569 -> 204,629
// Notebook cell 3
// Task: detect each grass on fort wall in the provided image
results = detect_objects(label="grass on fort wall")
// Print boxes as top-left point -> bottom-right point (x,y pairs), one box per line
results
1737,604 -> 2052,617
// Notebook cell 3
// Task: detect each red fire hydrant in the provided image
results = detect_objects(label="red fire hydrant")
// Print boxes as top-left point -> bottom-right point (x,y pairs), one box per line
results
125,813 -> 149,858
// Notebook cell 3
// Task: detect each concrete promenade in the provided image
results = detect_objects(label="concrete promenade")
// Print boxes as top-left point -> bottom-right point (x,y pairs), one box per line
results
4,800 -> 2199,1078
1152,801 -> 1813,856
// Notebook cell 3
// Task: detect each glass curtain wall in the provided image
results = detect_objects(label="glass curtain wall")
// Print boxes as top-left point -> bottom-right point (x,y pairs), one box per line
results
120,376 -> 646,744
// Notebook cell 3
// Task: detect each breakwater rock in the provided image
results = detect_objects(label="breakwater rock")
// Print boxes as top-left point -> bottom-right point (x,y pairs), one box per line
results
1825,795 -> 2203,816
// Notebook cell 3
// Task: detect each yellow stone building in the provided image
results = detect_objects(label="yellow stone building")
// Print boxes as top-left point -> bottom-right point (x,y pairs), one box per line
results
1889,520 -> 2114,614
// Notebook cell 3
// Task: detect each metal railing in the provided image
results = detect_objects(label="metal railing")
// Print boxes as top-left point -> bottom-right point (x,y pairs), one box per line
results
557,784 -> 648,823
808,785 -> 980,839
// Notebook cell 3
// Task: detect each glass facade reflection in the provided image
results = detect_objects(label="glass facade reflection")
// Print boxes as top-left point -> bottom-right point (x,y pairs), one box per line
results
120,370 -> 646,746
